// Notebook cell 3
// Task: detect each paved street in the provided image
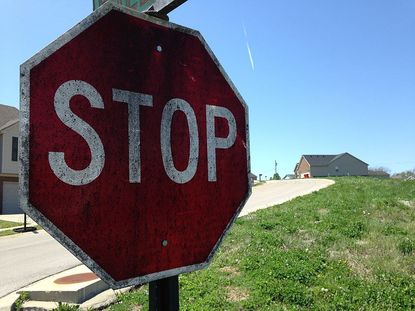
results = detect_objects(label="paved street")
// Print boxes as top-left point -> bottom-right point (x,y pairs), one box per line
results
240,178 -> 335,217
0,178 -> 334,298
0,230 -> 81,298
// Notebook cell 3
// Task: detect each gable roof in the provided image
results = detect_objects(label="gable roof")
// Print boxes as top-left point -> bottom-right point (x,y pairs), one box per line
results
303,154 -> 339,166
0,104 -> 18,129
301,152 -> 368,167
0,118 -> 19,132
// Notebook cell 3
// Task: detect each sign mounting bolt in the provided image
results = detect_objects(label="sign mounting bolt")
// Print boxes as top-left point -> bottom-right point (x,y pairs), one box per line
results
162,240 -> 168,247
156,45 -> 163,52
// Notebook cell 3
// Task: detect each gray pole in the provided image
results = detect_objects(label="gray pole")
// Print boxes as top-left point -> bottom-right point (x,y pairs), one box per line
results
149,275 -> 180,311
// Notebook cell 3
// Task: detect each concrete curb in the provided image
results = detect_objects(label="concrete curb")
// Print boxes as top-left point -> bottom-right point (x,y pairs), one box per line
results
0,292 -> 19,311
19,287 -> 131,311
0,226 -> 38,234
0,265 -> 131,311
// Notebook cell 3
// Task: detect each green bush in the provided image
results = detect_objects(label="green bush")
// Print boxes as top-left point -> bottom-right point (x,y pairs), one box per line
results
398,238 -> 415,255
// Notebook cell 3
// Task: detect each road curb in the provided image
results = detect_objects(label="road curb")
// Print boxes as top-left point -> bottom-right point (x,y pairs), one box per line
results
19,286 -> 131,310
0,292 -> 19,311
0,266 -> 132,311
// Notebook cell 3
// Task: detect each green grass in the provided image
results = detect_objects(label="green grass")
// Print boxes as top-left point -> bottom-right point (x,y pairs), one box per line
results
104,177 -> 415,310
0,229 -> 16,237
14,292 -> 29,310
0,219 -> 21,229
0,220 -> 23,237
51,302 -> 80,311
0,225 -> 42,237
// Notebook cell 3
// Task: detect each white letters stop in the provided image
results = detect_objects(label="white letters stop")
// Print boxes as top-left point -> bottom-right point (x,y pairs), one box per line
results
49,80 -> 237,186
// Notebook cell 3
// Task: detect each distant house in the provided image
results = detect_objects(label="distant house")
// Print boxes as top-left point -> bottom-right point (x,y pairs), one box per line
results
249,173 -> 257,184
0,104 -> 21,214
294,153 -> 368,178
283,174 -> 295,180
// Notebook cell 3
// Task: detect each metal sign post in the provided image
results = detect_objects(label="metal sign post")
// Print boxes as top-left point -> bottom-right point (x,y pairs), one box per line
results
93,0 -> 187,15
93,0 -> 155,11
13,213 -> 36,233
149,275 -> 179,311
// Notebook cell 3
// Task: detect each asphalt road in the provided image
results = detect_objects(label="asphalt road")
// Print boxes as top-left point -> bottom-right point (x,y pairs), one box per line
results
240,178 -> 335,217
0,178 -> 334,298
0,230 -> 81,298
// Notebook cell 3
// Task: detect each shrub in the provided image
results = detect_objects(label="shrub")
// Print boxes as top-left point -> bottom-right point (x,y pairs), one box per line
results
398,238 -> 415,255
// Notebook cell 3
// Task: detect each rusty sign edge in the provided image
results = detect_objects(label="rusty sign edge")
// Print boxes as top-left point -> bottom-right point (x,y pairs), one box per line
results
20,1 -> 251,288
21,1 -> 200,71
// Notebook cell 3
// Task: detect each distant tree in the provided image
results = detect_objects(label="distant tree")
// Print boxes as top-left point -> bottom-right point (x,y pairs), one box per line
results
368,167 -> 390,178
272,173 -> 281,180
392,169 -> 415,179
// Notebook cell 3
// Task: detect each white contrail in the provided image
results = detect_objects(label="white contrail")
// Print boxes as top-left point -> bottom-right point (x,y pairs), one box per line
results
242,23 -> 255,71
243,22 -> 248,37
246,42 -> 255,71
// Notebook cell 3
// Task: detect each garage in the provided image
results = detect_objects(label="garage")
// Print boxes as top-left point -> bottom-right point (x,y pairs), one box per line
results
2,181 -> 21,214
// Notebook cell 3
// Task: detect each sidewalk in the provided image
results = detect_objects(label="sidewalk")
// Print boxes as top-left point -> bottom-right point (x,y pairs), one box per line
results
0,265 -> 129,311
0,215 -> 130,310
0,215 -> 121,310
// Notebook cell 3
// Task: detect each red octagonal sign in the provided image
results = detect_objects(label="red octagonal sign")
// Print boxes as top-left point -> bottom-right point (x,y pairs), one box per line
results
20,3 -> 250,288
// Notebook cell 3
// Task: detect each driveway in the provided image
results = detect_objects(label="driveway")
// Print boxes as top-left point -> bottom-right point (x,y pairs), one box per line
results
240,178 -> 334,217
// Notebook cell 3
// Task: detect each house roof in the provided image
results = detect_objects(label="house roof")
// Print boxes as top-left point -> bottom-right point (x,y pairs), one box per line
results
301,152 -> 368,167
0,118 -> 19,132
283,174 -> 295,179
303,154 -> 339,166
0,104 -> 18,129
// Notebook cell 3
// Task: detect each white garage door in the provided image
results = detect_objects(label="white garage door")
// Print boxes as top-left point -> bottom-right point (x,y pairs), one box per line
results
2,182 -> 21,214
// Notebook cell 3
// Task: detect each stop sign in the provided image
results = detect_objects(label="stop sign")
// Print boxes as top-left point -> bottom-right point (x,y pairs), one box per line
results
20,2 -> 250,288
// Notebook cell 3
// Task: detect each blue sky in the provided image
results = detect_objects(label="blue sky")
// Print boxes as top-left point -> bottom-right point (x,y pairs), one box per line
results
1,0 -> 414,177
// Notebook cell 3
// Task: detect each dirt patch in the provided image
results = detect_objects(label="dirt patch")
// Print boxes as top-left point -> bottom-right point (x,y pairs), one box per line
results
131,305 -> 142,311
292,230 -> 316,247
400,200 -> 415,208
220,266 -> 241,277
318,208 -> 329,216
226,286 -> 249,302
244,213 -> 257,221
329,249 -> 371,277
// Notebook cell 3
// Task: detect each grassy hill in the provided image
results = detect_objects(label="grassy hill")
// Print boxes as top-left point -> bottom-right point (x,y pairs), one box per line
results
107,177 -> 415,310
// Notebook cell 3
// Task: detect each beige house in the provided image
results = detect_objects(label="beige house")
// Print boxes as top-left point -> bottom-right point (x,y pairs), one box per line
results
294,153 -> 368,178
0,104 -> 20,214
249,173 -> 257,184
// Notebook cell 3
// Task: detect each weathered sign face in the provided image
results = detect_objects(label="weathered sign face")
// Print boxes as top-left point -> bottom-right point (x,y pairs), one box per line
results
93,0 -> 187,14
20,2 -> 250,288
